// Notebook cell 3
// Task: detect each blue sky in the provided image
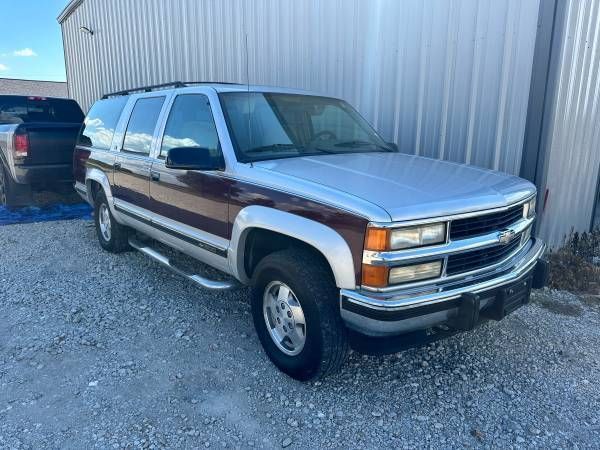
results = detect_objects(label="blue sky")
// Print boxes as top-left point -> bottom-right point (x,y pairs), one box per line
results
0,0 -> 68,81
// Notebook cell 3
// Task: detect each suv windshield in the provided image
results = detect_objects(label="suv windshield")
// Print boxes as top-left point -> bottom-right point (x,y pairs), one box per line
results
0,96 -> 84,124
219,92 -> 394,162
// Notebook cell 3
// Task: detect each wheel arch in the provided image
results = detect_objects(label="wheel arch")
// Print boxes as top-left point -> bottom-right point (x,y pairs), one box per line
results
85,167 -> 113,205
229,205 -> 357,289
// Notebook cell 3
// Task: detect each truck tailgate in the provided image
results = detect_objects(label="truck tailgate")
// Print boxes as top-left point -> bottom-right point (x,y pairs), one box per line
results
22,123 -> 81,166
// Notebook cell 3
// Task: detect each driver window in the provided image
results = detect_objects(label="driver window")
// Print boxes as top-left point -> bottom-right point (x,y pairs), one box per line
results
310,104 -> 370,141
160,94 -> 221,158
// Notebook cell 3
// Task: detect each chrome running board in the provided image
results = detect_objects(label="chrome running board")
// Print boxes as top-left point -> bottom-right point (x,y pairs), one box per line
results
128,237 -> 239,291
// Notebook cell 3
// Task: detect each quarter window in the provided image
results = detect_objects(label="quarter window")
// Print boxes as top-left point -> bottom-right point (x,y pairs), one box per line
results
77,96 -> 127,149
160,94 -> 220,158
122,96 -> 165,155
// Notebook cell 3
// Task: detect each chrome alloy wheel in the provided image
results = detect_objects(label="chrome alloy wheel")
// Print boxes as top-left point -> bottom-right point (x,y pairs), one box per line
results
262,281 -> 307,356
98,203 -> 112,241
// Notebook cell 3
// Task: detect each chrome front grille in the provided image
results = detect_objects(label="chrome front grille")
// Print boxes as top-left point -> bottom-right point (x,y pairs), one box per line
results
446,236 -> 521,275
362,196 -> 535,292
450,204 -> 524,240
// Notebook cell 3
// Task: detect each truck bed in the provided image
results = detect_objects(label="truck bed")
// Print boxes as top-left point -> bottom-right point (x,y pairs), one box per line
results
0,95 -> 84,188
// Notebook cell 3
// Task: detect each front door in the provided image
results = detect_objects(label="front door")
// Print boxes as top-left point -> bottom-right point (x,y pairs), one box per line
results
113,95 -> 166,211
149,93 -> 229,242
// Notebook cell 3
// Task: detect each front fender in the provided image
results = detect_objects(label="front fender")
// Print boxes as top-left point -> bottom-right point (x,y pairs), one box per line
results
229,205 -> 357,289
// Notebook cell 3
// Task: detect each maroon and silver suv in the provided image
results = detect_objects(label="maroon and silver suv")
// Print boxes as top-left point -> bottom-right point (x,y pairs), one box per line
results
74,82 -> 548,380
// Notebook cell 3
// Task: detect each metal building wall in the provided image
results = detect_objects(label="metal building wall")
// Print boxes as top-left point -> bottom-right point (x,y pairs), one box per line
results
536,0 -> 600,246
60,0 -> 540,176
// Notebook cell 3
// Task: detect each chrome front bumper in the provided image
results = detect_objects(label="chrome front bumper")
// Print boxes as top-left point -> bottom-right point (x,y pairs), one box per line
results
340,238 -> 547,336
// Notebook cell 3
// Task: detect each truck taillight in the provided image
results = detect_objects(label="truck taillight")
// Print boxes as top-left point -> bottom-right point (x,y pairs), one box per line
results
14,133 -> 29,158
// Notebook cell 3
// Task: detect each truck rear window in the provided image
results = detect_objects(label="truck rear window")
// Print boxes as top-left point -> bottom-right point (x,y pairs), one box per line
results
77,97 -> 128,150
0,96 -> 84,124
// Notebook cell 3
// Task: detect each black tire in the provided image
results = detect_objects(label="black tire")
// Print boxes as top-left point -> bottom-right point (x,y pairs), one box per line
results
94,190 -> 130,253
251,248 -> 350,381
0,164 -> 31,207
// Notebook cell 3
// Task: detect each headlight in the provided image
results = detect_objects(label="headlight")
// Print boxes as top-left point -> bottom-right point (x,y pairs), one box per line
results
389,260 -> 442,284
365,223 -> 447,251
523,196 -> 536,219
390,223 -> 446,250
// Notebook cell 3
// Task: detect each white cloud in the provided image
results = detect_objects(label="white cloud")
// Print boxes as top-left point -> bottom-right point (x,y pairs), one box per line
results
0,64 -> 8,71
13,48 -> 37,57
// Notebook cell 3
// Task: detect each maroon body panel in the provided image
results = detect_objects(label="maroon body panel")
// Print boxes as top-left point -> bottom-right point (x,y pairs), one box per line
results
227,179 -> 368,283
149,166 -> 230,238
113,154 -> 153,209
73,147 -> 91,184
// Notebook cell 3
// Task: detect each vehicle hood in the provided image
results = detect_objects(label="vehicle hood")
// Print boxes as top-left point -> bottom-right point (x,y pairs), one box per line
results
253,153 -> 535,222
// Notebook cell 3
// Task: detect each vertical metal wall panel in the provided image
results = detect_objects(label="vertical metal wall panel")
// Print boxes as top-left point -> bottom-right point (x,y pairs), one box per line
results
60,0 -> 540,176
537,0 -> 600,246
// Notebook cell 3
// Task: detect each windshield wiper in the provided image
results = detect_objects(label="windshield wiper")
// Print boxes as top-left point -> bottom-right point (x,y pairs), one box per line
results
333,140 -> 394,151
245,144 -> 304,154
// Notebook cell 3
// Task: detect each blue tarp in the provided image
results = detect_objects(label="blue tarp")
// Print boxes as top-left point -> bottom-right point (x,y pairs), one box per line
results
0,203 -> 93,226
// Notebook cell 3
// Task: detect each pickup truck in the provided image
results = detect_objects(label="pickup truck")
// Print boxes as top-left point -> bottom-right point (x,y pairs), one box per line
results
0,95 -> 84,206
74,82 -> 548,380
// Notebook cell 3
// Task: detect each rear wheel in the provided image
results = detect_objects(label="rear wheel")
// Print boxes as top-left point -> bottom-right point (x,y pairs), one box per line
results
94,190 -> 130,252
251,248 -> 350,381
0,166 -> 8,206
0,165 -> 31,207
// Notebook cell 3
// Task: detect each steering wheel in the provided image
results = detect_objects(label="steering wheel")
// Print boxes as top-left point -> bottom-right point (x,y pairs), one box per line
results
310,130 -> 337,144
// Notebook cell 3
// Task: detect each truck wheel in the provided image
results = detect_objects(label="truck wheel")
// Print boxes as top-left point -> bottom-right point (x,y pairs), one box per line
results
251,248 -> 350,381
0,165 -> 8,206
94,190 -> 130,252
0,165 -> 30,207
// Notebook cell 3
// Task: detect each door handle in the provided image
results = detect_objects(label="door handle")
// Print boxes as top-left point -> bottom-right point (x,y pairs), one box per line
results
150,170 -> 160,182
113,162 -> 121,170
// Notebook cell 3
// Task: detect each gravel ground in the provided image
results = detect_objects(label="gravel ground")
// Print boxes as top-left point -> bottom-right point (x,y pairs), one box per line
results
1,219 -> 599,449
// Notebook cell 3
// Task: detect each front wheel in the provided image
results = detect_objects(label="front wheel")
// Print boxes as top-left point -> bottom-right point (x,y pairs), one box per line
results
251,248 -> 350,381
94,190 -> 130,253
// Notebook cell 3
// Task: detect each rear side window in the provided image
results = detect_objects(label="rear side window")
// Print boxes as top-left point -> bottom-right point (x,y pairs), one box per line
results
122,96 -> 165,155
160,94 -> 220,158
0,96 -> 84,124
78,97 -> 128,149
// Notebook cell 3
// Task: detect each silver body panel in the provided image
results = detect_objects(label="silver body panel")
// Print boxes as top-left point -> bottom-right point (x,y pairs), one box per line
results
228,205 -> 357,288
113,199 -> 232,275
253,152 -> 536,222
0,124 -> 20,182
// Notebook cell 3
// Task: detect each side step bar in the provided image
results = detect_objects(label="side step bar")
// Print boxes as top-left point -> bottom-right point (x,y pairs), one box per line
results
128,237 -> 239,291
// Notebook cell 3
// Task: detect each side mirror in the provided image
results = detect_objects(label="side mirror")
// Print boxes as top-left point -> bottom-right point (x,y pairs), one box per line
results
387,142 -> 399,152
165,147 -> 224,171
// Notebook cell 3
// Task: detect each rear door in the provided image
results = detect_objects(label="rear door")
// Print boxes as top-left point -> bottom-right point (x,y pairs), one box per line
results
113,95 -> 168,211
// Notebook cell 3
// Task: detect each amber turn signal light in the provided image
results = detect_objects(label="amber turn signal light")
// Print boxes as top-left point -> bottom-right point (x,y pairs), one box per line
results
361,264 -> 389,288
365,227 -> 390,251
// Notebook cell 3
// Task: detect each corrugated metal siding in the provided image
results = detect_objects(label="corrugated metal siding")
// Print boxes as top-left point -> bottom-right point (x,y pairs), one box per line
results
61,0 -> 540,176
537,0 -> 600,246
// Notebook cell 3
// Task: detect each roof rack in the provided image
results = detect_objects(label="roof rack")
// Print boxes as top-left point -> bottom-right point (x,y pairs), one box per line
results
102,81 -> 243,99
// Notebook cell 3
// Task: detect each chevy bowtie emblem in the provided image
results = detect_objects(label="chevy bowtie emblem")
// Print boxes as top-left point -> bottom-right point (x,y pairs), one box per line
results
498,229 -> 516,245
